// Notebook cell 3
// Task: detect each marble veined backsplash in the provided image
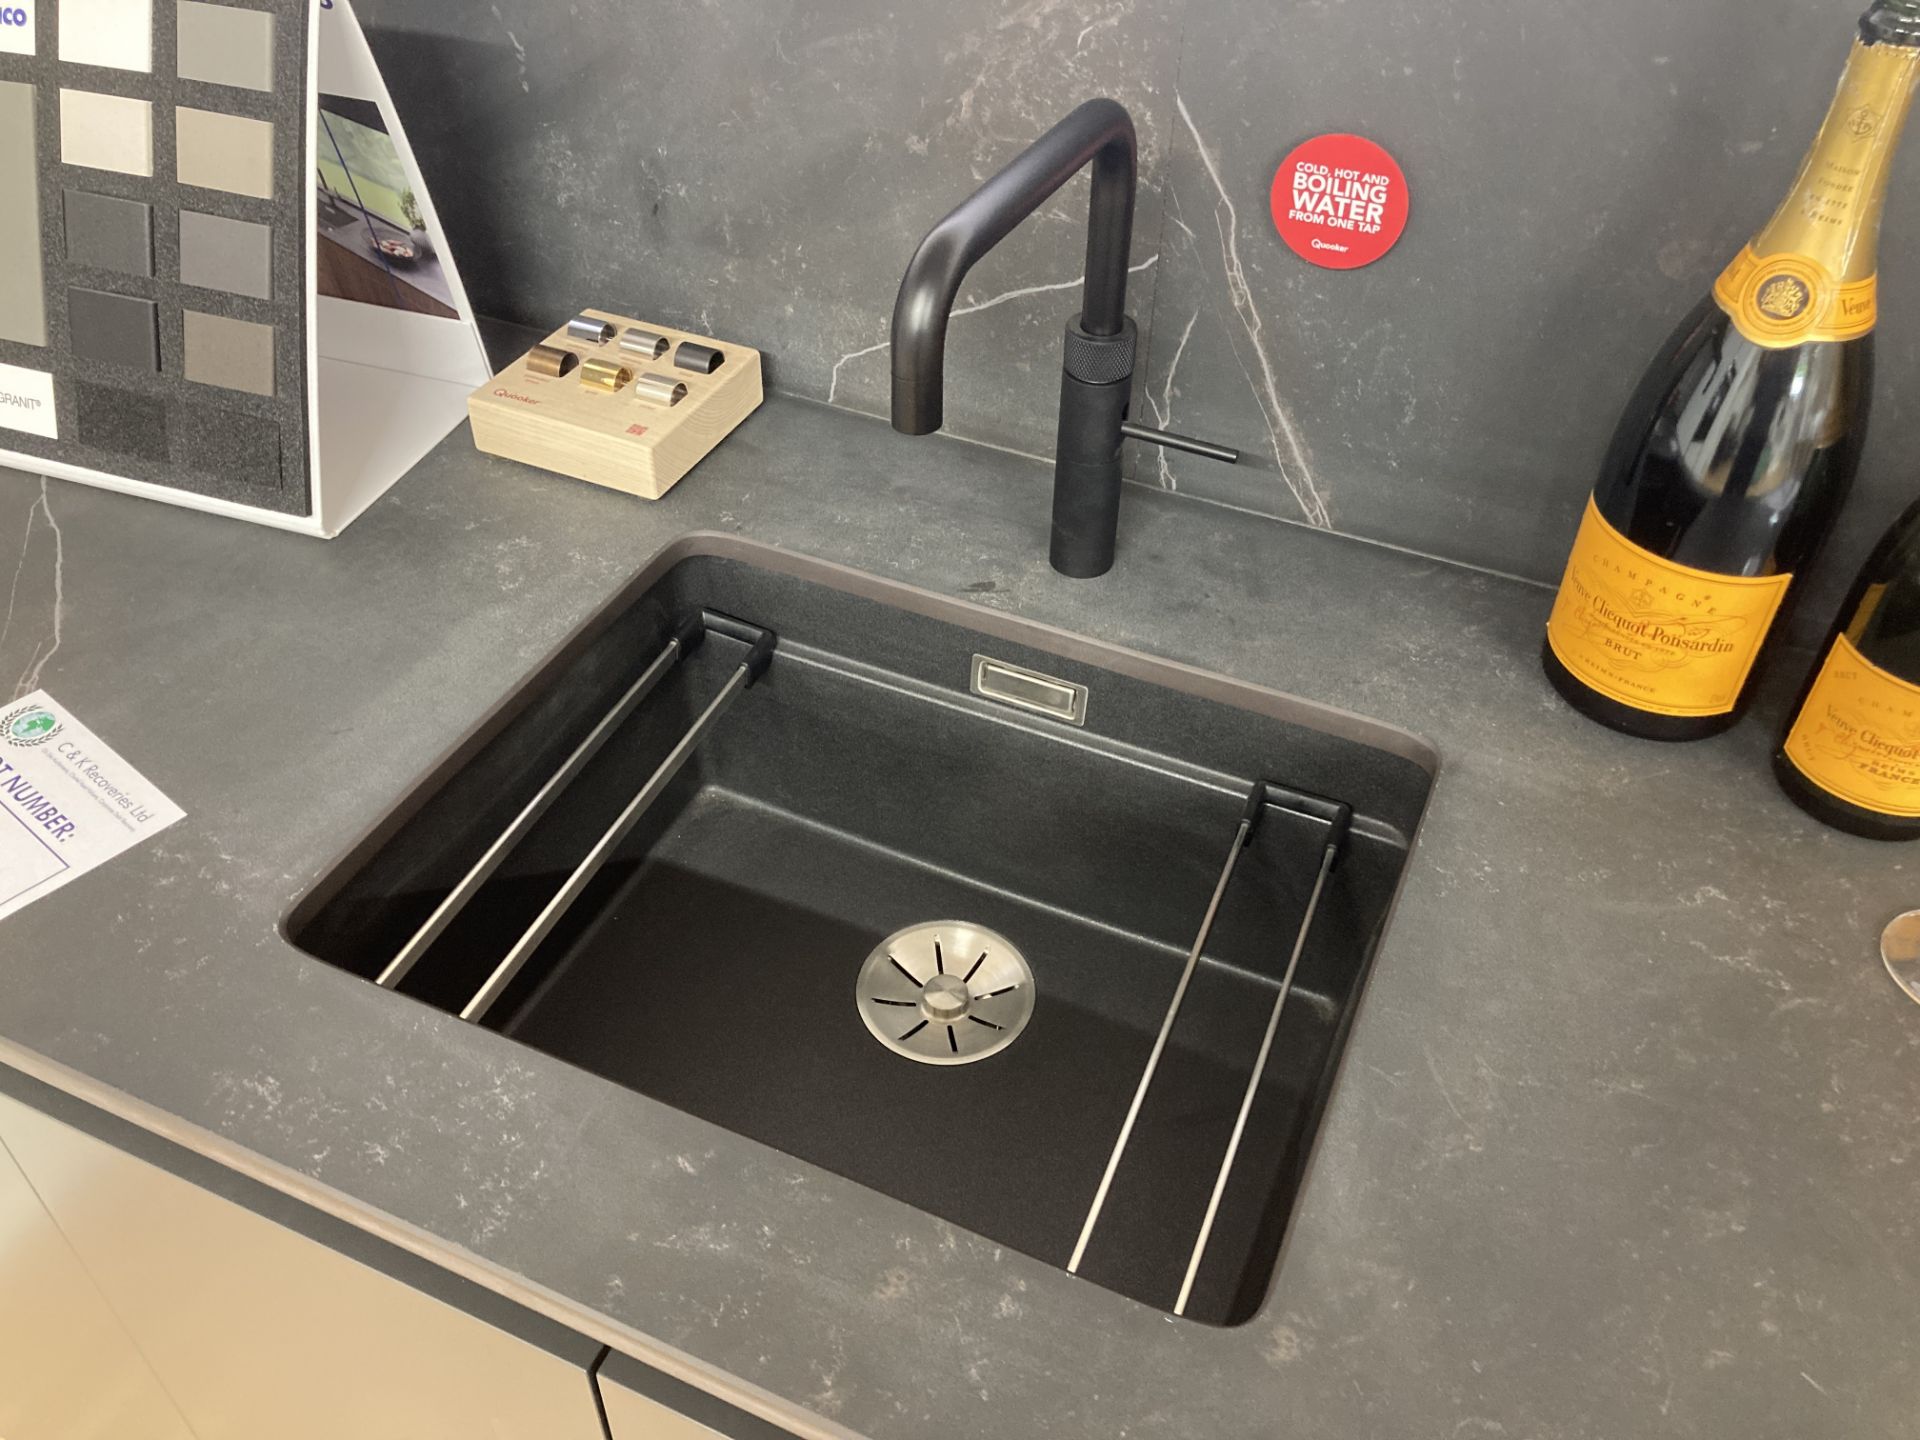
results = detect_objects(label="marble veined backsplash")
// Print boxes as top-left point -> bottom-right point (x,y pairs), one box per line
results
357,0 -> 1920,634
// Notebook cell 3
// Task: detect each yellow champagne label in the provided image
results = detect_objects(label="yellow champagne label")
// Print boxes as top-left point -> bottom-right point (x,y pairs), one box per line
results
1712,246 -> 1875,347
1546,498 -> 1792,718
1783,633 -> 1920,818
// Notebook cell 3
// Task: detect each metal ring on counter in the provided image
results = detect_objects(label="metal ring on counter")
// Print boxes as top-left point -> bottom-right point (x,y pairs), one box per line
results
673,341 -> 725,374
525,343 -> 580,378
566,315 -> 617,344
580,356 -> 634,393
633,372 -> 689,407
619,328 -> 670,359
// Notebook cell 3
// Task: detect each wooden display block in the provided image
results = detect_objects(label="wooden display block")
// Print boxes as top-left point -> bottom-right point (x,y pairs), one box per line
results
468,310 -> 763,500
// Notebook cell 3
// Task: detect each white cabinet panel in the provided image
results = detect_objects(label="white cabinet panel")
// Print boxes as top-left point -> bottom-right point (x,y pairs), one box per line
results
0,1091 -> 604,1440
0,1130 -> 195,1440
598,1349 -> 805,1440
600,1374 -> 732,1440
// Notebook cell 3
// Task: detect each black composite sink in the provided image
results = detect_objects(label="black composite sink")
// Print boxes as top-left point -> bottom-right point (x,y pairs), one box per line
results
288,538 -> 1435,1326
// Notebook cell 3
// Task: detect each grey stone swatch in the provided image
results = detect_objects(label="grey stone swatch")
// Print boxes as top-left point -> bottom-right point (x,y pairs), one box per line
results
68,286 -> 159,372
183,309 -> 274,395
169,399 -> 280,487
59,0 -> 153,72
77,382 -> 168,462
179,210 -> 271,299
177,1 -> 274,92
176,107 -> 273,198
65,189 -> 154,277
0,82 -> 47,347
59,88 -> 154,176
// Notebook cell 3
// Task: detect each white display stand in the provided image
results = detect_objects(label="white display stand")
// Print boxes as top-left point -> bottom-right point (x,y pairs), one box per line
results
2,0 -> 488,537
305,0 -> 489,535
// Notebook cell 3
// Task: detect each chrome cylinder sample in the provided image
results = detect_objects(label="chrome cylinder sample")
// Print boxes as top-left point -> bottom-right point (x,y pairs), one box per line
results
524,343 -> 580,378
619,327 -> 670,359
566,315 -> 616,344
580,356 -> 634,393
673,341 -> 724,374
633,372 -> 688,407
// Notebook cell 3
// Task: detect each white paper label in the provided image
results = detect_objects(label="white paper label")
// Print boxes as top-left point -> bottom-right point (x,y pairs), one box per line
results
0,362 -> 56,439
0,1 -> 35,57
0,691 -> 184,922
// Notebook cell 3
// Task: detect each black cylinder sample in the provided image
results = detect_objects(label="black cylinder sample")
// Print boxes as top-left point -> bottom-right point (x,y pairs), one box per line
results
674,342 -> 725,374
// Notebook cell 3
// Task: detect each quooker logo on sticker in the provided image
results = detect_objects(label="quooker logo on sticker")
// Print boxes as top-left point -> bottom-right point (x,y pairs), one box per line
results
1270,132 -> 1410,271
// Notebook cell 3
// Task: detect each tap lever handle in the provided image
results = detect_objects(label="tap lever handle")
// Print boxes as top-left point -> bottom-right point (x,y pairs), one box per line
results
1119,422 -> 1239,465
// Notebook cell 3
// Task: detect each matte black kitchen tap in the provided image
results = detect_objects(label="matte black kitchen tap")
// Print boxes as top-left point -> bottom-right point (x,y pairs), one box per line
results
890,98 -> 1237,579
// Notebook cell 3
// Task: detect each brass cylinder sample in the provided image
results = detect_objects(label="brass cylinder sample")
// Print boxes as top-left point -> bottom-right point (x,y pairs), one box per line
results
524,343 -> 579,378
580,356 -> 633,393
619,327 -> 670,359
633,372 -> 688,407
566,315 -> 616,344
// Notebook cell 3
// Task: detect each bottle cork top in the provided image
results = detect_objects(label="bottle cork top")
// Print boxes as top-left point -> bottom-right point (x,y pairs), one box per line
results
1866,0 -> 1920,46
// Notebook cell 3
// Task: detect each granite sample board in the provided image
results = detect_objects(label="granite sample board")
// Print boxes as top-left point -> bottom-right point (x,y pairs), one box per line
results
0,0 -> 313,513
0,0 -> 489,534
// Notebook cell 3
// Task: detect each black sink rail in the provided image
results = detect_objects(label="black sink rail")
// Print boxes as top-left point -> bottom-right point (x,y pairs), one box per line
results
370,609 -> 777,1022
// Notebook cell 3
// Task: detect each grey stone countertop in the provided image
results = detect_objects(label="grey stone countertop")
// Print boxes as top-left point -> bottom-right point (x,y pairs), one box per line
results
1,395 -> 1915,1440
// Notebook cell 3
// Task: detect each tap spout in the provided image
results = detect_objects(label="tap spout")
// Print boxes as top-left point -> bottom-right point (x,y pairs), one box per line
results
890,98 -> 1137,435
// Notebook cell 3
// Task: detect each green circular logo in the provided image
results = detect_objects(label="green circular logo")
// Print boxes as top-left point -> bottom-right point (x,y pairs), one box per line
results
3,706 -> 61,746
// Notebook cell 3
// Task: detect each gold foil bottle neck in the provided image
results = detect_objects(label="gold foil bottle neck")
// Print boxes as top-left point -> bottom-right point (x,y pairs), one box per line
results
1749,38 -> 1920,284
1712,36 -> 1919,345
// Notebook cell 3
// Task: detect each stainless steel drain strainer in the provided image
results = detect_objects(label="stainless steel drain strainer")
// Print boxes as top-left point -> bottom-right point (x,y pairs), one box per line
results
856,922 -> 1035,1065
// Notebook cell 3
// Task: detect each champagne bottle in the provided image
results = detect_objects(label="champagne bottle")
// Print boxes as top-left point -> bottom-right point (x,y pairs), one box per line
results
1543,0 -> 1920,740
1775,499 -> 1920,838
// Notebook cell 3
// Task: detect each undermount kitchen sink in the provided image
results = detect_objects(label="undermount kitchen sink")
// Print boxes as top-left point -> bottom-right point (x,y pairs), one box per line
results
287,537 -> 1435,1326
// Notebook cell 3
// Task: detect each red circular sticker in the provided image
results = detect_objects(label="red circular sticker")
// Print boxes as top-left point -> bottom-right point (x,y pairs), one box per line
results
1270,133 -> 1409,270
